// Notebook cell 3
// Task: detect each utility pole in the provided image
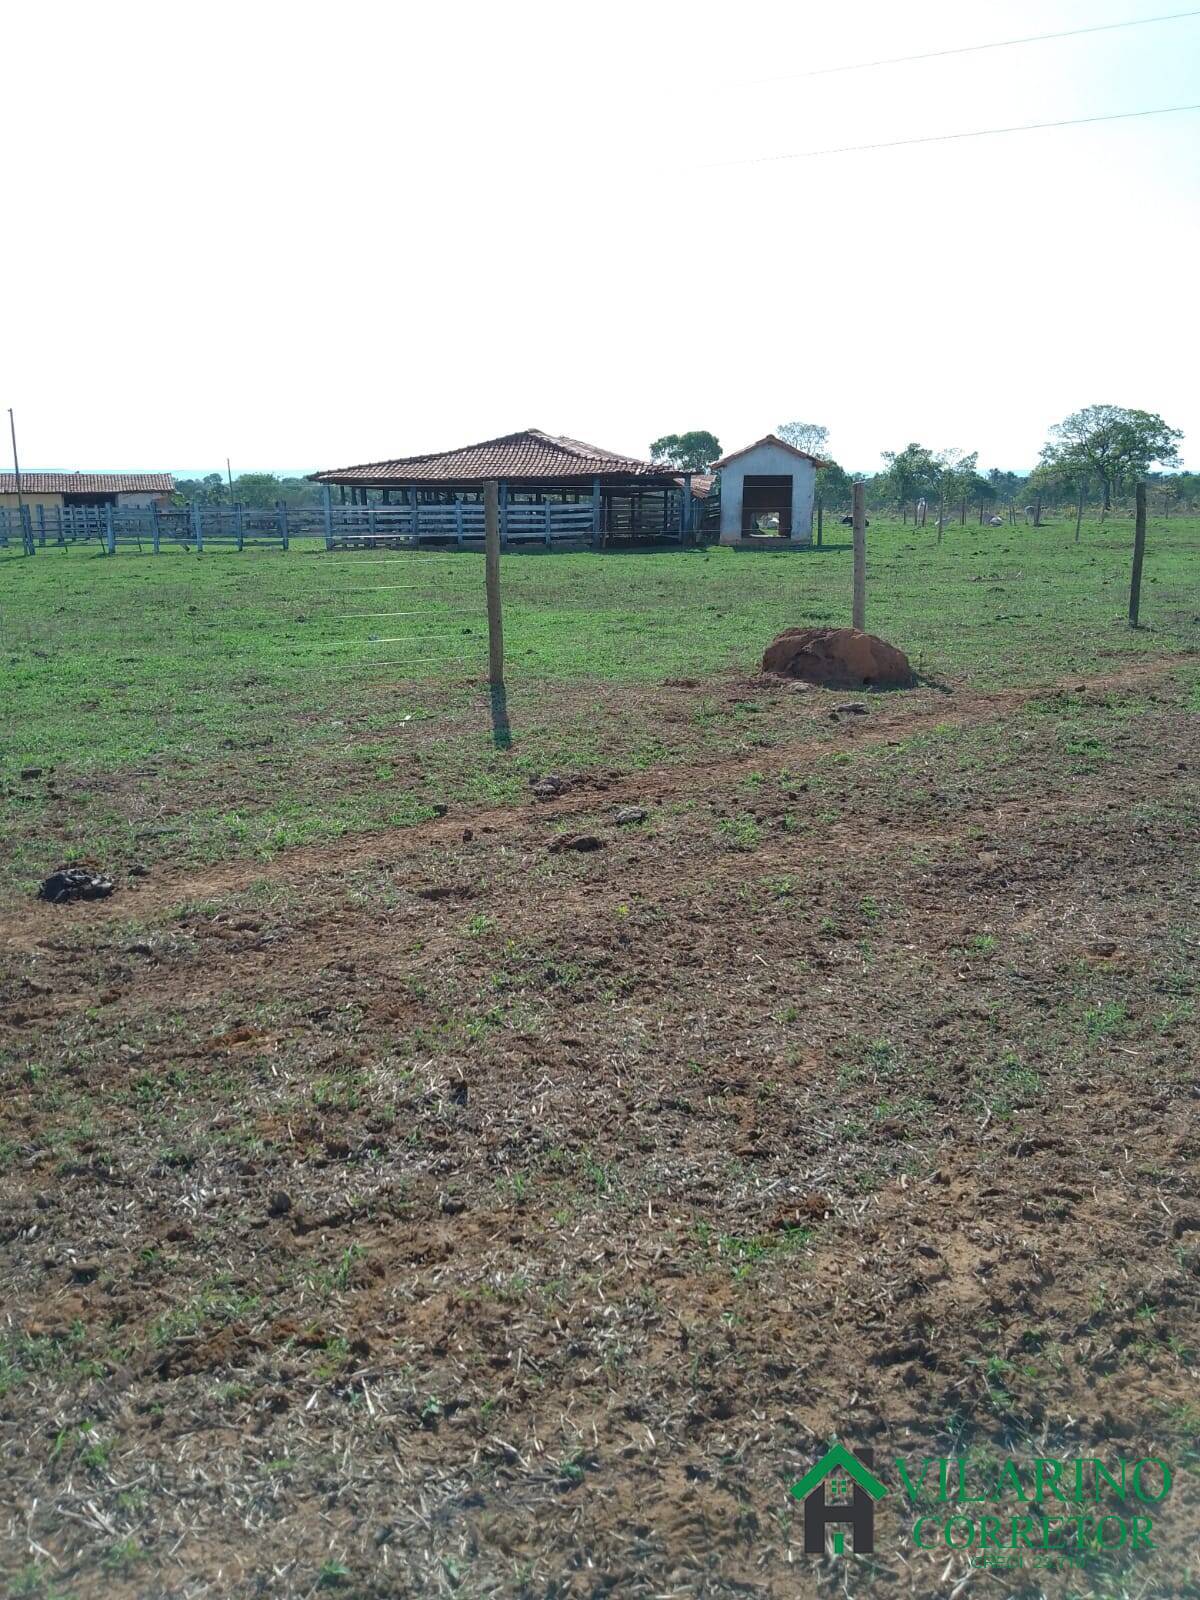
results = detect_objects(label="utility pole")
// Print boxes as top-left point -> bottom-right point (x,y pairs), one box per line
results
8,407 -> 23,514
8,407 -> 30,555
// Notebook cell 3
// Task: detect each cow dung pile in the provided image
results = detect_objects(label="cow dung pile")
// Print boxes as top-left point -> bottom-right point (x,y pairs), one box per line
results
762,626 -> 913,690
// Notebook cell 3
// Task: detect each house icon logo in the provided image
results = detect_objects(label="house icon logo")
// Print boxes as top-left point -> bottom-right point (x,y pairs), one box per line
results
790,1443 -> 888,1555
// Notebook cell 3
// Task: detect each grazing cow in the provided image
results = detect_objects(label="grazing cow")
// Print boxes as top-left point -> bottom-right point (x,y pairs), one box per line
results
840,515 -> 870,527
988,515 -> 1004,526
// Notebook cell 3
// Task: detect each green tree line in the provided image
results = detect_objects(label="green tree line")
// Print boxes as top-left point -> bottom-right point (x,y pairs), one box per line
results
173,472 -> 323,509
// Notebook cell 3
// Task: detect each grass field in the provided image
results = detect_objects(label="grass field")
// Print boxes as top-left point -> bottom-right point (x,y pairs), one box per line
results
1,517 -> 1199,1598
1,514 -> 1196,896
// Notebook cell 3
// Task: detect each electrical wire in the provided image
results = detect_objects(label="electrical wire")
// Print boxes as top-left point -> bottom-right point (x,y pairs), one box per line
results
742,8 -> 1200,84
711,101 -> 1200,167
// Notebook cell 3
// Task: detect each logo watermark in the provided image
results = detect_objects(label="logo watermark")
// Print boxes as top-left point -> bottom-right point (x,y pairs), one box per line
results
790,1443 -> 1173,1568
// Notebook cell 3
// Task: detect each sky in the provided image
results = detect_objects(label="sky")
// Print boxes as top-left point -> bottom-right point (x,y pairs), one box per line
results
2,0 -> 1198,475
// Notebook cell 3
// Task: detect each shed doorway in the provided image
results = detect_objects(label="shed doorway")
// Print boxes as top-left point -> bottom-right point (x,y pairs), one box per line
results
742,474 -> 793,538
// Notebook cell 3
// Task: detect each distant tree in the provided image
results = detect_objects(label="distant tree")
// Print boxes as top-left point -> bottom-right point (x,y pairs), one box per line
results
880,443 -> 941,511
649,431 -> 721,471
173,473 -> 226,506
935,449 -> 979,517
1039,404 -> 1182,510
816,459 -> 852,512
233,472 -> 285,509
1029,456 -> 1087,510
987,467 -> 1024,506
777,420 -> 829,458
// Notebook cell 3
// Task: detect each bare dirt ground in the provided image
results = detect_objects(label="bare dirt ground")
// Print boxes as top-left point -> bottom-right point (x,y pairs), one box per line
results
2,660 -> 1198,1599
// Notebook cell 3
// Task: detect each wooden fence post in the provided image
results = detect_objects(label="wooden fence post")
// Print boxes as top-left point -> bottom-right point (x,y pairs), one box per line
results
937,490 -> 945,544
150,501 -> 161,554
277,500 -> 289,550
484,480 -> 504,687
591,475 -> 602,551
192,498 -> 204,554
851,481 -> 866,631
105,506 -> 116,556
322,483 -> 334,550
1075,480 -> 1085,544
36,504 -> 46,546
1128,481 -> 1147,628
816,495 -> 823,547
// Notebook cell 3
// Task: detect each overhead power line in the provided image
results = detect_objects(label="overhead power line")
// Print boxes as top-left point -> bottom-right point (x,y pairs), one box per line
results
744,8 -> 1200,84
714,102 -> 1200,167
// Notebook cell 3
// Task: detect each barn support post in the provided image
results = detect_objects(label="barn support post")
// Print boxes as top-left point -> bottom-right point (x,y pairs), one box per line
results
591,476 -> 602,550
1128,481 -> 1147,628
322,483 -> 334,550
485,480 -> 504,687
682,473 -> 693,545
498,481 -> 509,549
851,481 -> 867,631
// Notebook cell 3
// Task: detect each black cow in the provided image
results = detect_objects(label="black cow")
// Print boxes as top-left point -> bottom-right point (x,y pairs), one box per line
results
840,515 -> 870,527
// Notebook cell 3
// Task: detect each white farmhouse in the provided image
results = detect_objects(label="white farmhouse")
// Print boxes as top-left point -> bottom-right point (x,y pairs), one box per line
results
714,435 -> 824,546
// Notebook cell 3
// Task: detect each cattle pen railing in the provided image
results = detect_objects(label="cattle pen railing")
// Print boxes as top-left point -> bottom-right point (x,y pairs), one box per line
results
1,496 -> 621,556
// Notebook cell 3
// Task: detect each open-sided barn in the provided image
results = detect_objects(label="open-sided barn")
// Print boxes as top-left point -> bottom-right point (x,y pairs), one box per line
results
312,429 -> 700,546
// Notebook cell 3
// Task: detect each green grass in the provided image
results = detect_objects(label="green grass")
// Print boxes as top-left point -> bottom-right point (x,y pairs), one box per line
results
1,517 -> 1196,900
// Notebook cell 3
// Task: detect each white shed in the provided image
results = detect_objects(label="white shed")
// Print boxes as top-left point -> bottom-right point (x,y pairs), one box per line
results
713,435 -> 823,546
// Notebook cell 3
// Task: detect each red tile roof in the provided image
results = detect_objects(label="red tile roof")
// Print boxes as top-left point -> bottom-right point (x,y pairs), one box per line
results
0,472 -> 174,494
685,473 -> 715,499
313,429 -> 677,485
712,434 -> 828,468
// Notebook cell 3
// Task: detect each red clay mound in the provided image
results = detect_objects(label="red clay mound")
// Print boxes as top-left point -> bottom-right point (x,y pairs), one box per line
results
762,626 -> 913,689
